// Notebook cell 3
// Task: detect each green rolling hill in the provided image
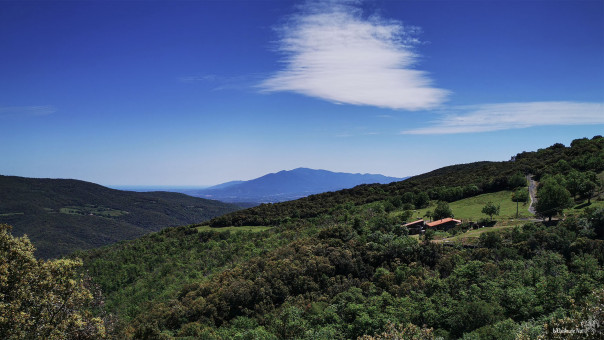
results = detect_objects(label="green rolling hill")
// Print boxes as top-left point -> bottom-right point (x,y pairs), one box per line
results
66,136 -> 604,339
3,136 -> 604,339
0,175 -> 241,258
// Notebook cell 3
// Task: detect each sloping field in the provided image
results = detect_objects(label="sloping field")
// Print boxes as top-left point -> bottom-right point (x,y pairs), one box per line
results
393,190 -> 534,222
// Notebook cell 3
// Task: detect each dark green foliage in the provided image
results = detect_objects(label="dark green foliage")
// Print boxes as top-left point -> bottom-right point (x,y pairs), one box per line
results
566,170 -> 601,203
93,208 -> 604,339
0,224 -> 109,339
587,207 -> 604,239
509,172 -> 526,189
71,136 -> 604,339
512,187 -> 529,202
536,177 -> 573,221
0,176 -> 240,258
481,201 -> 500,221
401,192 -> 415,205
432,201 -> 453,220
75,224 -> 299,323
579,180 -> 598,203
207,136 -> 603,228
414,192 -> 430,209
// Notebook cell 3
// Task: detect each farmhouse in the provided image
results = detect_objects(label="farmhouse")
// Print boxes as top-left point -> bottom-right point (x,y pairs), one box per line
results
425,218 -> 462,231
402,219 -> 426,235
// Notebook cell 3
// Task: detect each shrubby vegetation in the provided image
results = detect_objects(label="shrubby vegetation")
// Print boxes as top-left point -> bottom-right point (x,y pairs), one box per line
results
481,201 -> 500,221
106,207 -> 604,339
433,201 -> 454,220
0,224 -> 110,339
5,136 -> 604,339
0,176 -> 241,258
207,136 -> 603,228
79,136 -> 604,339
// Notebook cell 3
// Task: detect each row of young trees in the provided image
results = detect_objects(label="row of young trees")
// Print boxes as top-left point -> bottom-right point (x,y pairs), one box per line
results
535,170 -> 602,221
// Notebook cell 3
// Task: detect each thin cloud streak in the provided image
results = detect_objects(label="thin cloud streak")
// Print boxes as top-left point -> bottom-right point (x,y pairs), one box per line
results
0,105 -> 56,118
401,102 -> 604,135
259,0 -> 449,110
179,74 -> 260,91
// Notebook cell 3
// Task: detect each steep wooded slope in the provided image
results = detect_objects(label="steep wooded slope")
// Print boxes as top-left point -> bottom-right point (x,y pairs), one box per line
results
207,136 -> 603,227
0,176 -> 240,258
75,136 -> 604,339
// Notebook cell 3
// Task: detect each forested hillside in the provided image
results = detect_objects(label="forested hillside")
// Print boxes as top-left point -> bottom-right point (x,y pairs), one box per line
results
0,176 -> 241,258
207,136 -> 604,227
58,136 -> 604,339
3,136 -> 603,339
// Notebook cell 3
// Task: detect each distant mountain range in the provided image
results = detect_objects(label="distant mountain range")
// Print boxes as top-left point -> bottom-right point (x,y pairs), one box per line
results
182,168 -> 406,203
0,175 -> 241,258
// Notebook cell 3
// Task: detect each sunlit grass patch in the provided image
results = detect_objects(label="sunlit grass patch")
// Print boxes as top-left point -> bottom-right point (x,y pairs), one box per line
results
195,225 -> 273,233
392,190 -> 534,222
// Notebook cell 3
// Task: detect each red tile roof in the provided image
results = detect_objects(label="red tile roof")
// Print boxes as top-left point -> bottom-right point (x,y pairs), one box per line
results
403,219 -> 425,227
426,218 -> 461,228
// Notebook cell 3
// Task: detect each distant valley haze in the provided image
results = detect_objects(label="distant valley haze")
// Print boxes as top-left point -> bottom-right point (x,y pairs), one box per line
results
111,168 -> 407,204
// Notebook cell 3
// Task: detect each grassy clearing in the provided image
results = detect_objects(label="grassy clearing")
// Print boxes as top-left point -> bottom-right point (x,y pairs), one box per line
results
566,200 -> 604,216
412,222 -> 523,245
446,223 -> 522,242
0,212 -> 24,217
408,223 -> 521,245
392,190 -> 534,222
195,225 -> 273,233
59,205 -> 129,217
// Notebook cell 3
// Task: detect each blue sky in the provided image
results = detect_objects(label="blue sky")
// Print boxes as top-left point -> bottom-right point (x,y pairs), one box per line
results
1,0 -> 603,186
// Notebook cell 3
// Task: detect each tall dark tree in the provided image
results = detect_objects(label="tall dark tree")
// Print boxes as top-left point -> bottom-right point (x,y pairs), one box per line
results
536,179 -> 573,221
579,180 -> 597,203
565,170 -> 583,199
413,192 -> 430,209
512,188 -> 528,218
432,201 -> 453,220
509,172 -> 526,189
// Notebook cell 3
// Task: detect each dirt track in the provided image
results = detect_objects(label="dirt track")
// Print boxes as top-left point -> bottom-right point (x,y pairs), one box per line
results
527,175 -> 537,214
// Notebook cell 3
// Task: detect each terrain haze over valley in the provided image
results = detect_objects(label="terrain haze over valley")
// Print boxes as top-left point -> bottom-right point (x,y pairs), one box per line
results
117,168 -> 406,203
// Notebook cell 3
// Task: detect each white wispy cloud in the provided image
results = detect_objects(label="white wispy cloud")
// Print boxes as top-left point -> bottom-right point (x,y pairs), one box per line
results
259,0 -> 449,110
179,74 -> 257,91
178,74 -> 220,83
0,105 -> 56,118
401,101 -> 604,135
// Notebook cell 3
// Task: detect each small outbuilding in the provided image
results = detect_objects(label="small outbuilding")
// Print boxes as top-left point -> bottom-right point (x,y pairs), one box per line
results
425,218 -> 462,231
403,219 -> 425,235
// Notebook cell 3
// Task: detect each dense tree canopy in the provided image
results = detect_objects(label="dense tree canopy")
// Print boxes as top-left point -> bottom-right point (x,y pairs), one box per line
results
432,201 -> 453,220
511,188 -> 529,203
89,207 -> 604,339
207,136 -> 603,228
31,135 -> 602,339
0,224 -> 108,339
536,177 -> 573,221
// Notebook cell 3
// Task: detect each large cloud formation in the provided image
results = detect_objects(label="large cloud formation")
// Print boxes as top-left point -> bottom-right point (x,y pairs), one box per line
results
259,0 -> 449,110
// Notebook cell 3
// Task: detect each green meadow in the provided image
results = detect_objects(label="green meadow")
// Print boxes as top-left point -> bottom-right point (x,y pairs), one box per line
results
392,190 -> 534,222
195,225 -> 273,233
